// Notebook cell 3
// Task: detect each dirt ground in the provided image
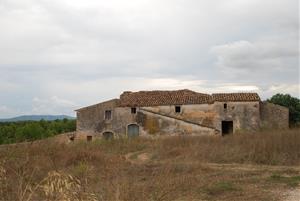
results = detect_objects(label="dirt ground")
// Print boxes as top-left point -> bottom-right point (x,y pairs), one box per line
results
125,151 -> 300,201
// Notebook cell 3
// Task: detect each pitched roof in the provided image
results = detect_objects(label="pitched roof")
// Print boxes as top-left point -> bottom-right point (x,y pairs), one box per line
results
119,89 -> 213,107
75,90 -> 262,111
75,99 -> 120,111
212,93 -> 260,102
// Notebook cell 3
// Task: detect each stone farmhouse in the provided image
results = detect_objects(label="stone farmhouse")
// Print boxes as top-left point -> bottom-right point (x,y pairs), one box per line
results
75,89 -> 289,141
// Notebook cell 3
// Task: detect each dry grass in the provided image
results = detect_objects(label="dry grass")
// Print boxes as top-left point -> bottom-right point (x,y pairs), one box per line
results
0,128 -> 299,201
154,128 -> 300,165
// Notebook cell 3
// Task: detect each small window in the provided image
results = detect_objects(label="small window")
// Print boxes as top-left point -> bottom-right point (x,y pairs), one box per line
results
224,103 -> 227,109
87,136 -> 92,141
175,106 -> 181,113
105,110 -> 112,120
131,107 -> 137,114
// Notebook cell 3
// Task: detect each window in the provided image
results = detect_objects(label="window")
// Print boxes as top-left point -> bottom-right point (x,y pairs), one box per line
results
105,110 -> 112,120
87,136 -> 92,141
175,106 -> 181,113
131,107 -> 137,114
224,103 -> 227,109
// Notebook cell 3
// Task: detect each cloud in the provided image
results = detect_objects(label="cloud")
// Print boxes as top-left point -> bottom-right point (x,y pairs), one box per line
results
0,105 -> 18,118
211,39 -> 298,72
32,96 -> 78,116
0,106 -> 12,113
0,0 -> 298,117
265,84 -> 300,98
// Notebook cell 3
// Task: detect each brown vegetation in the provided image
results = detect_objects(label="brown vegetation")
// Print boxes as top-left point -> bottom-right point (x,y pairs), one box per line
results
0,129 -> 299,201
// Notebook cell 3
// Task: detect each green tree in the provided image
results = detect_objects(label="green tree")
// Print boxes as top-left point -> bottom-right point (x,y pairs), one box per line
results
0,119 -> 76,145
267,94 -> 300,126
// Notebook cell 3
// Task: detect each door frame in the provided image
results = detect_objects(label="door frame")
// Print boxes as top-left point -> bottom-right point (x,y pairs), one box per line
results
221,120 -> 233,136
126,123 -> 140,138
102,131 -> 115,140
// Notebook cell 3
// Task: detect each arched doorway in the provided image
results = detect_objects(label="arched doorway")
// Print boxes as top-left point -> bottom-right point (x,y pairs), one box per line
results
127,124 -> 139,138
103,131 -> 114,140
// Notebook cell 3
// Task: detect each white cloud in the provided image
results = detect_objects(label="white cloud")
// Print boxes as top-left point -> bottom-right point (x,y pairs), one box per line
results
32,96 -> 78,116
265,84 -> 300,98
0,105 -> 18,117
211,39 -> 298,72
0,106 -> 11,113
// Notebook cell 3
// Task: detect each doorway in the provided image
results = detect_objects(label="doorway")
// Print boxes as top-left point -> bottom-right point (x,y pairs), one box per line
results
127,124 -> 139,138
222,121 -> 233,136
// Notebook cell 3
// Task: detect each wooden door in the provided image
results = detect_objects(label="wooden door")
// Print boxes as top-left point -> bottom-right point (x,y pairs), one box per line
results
127,124 -> 139,138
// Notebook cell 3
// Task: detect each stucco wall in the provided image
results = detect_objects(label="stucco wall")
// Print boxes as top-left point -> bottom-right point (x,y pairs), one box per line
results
260,102 -> 289,129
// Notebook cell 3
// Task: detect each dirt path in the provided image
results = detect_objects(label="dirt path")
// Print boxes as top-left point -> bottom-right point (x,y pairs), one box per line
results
204,162 -> 300,172
125,151 -> 151,164
125,151 -> 300,171
283,188 -> 300,201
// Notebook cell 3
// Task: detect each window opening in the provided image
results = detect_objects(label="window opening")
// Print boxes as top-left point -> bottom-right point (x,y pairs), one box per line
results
131,107 -> 137,114
175,106 -> 181,113
87,136 -> 92,141
105,110 -> 112,120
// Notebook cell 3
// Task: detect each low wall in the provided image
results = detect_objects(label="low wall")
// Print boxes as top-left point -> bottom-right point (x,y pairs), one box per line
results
260,102 -> 289,129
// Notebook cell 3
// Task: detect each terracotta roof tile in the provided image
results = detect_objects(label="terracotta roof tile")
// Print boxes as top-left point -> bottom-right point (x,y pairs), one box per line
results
212,93 -> 260,102
119,89 -> 213,107
76,90 -> 262,110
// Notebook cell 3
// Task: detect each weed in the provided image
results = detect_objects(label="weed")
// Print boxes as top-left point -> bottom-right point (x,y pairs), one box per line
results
203,181 -> 239,195
269,174 -> 300,187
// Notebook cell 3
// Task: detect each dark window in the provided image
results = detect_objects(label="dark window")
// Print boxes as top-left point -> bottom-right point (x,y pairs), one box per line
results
87,136 -> 92,141
175,106 -> 181,113
224,103 -> 227,109
131,107 -> 137,114
105,110 -> 112,120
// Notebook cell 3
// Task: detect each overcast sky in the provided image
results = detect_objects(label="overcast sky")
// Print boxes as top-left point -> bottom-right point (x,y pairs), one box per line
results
0,0 -> 299,118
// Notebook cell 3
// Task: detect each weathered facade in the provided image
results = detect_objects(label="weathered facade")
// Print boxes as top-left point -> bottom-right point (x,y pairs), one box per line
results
75,89 -> 289,140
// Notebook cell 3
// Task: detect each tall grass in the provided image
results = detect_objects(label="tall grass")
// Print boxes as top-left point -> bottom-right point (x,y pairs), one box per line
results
155,128 -> 300,165
0,129 -> 299,200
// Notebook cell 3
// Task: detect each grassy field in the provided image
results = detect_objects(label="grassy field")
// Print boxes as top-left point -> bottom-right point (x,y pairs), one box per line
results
0,129 -> 299,201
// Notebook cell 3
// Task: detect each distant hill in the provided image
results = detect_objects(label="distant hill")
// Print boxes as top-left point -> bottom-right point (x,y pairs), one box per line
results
0,115 -> 76,122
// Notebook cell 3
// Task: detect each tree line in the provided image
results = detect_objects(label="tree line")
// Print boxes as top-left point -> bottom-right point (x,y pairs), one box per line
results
0,119 -> 76,144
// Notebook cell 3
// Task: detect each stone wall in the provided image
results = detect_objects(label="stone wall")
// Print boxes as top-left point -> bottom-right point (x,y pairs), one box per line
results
136,109 -> 216,136
141,104 -> 217,129
76,99 -> 119,132
76,100 -> 286,140
76,100 -> 137,138
260,102 -> 289,129
141,102 -> 261,133
213,101 -> 261,132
